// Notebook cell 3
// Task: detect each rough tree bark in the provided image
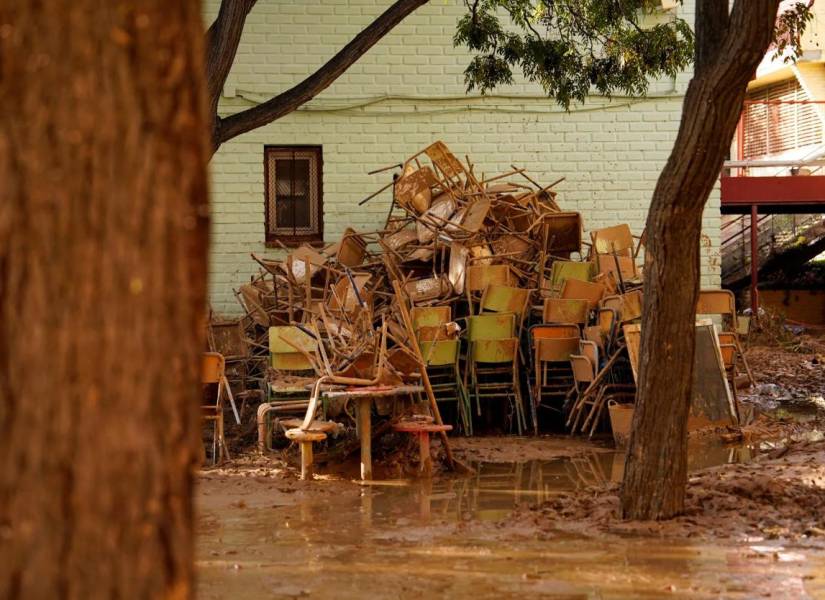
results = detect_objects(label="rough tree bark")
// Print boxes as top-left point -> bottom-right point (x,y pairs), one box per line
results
0,1 -> 209,597
621,0 -> 781,520
206,0 -> 429,152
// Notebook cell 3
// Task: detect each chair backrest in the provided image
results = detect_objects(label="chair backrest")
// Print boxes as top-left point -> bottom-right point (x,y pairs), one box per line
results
467,313 -> 516,341
472,338 -> 518,364
544,212 -> 583,254
579,340 -> 599,368
601,289 -> 643,323
597,254 -> 637,280
718,343 -> 737,368
591,224 -> 634,255
597,308 -> 617,338
536,337 -> 581,363
202,353 -> 225,384
420,339 -> 460,367
696,289 -> 737,330
561,278 -> 605,310
269,326 -> 317,371
530,324 -> 581,347
465,264 -> 512,293
570,354 -> 595,383
412,306 -> 451,330
584,325 -> 604,351
480,284 -> 530,319
549,260 -> 593,287
543,297 -> 589,325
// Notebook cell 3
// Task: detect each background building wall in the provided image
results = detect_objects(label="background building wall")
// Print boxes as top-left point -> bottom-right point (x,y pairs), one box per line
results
205,0 -> 721,314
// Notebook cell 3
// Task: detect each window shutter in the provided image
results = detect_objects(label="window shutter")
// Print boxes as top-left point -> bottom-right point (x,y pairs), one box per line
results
743,79 -> 823,159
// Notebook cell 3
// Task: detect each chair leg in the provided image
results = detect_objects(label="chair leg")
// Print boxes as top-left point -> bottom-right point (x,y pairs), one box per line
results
218,413 -> 230,462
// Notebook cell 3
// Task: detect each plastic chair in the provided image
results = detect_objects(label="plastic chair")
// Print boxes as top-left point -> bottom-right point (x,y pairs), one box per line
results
202,353 -> 233,464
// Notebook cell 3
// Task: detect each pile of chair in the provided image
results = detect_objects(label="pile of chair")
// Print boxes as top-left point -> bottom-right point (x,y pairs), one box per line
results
199,140 -> 749,466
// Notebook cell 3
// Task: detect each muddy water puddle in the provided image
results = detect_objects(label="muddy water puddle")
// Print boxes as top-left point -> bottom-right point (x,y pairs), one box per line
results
197,437 -> 825,599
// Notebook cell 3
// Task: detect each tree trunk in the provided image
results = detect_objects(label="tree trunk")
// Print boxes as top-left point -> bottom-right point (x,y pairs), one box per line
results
0,1 -> 209,597
620,0 -> 781,520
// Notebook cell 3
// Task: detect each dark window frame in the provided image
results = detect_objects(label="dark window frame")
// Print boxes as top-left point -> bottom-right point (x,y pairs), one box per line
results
264,145 -> 323,247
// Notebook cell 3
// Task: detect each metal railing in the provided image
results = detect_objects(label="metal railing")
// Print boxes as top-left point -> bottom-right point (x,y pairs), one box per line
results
721,212 -> 825,282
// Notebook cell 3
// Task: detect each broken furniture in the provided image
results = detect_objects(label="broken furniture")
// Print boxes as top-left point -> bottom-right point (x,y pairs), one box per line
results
257,325 -> 319,452
285,427 -> 327,481
201,353 -> 235,464
321,384 -> 425,480
392,417 -> 453,476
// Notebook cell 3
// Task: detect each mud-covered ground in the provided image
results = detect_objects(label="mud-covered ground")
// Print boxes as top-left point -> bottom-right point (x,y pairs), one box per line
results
197,340 -> 825,599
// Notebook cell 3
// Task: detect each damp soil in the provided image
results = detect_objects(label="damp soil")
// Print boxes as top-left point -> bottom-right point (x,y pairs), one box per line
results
197,344 -> 825,599
196,431 -> 825,599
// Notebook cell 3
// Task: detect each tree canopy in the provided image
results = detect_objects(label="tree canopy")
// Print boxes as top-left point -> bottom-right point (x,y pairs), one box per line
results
454,1 -> 694,106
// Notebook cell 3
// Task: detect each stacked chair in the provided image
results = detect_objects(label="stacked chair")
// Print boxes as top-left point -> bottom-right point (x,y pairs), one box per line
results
411,306 -> 472,434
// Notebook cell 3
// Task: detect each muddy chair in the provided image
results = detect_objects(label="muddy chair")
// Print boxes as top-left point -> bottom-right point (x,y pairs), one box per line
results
466,313 -> 526,434
464,264 -> 513,315
697,289 -> 755,386
412,305 -> 472,434
529,327 -> 580,426
257,326 -> 320,452
202,353 -> 235,464
543,297 -> 589,329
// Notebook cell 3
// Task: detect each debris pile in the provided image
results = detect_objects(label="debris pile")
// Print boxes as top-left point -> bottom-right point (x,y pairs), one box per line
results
205,141 -> 746,473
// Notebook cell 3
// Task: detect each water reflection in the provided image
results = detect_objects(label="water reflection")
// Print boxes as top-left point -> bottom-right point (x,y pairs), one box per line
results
197,437 -> 825,599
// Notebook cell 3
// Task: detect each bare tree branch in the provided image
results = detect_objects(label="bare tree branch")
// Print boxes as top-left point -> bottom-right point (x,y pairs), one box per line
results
213,0 -> 429,151
205,0 -> 258,119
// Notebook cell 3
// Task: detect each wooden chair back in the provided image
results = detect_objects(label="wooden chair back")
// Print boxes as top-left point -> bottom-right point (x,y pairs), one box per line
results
543,298 -> 589,325
697,289 -> 737,330
202,353 -> 225,385
591,224 -> 634,256
561,278 -> 605,310
570,354 -> 595,384
530,324 -> 581,345
480,284 -> 530,319
269,326 -> 317,371
467,313 -> 516,341
472,338 -> 519,364
465,264 -> 512,293
412,306 -> 451,329
536,337 -> 580,363
420,339 -> 460,367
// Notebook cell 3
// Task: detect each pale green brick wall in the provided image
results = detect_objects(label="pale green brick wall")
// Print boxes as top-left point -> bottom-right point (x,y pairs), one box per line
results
205,0 -> 721,314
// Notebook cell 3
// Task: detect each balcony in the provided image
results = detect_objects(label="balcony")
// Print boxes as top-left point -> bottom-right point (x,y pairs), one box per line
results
721,98 -> 825,214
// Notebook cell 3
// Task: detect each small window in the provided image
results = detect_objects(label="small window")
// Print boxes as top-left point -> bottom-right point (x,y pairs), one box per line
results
264,146 -> 323,245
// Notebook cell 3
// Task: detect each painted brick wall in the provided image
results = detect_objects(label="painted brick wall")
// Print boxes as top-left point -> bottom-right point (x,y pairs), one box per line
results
205,0 -> 721,314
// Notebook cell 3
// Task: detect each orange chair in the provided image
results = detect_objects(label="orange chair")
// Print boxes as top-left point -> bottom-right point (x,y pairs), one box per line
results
202,353 -> 234,464
696,289 -> 754,386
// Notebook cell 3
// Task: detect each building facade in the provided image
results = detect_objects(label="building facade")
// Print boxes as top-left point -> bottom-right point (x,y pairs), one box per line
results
205,0 -> 721,314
